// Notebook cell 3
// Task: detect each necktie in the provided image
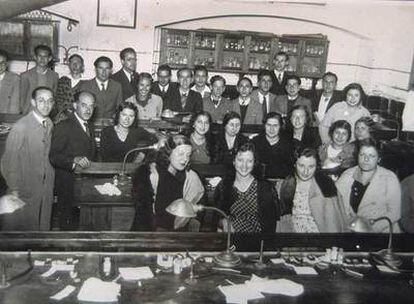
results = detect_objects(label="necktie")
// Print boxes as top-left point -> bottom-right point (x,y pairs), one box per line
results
278,73 -> 282,83
101,83 -> 105,91
181,92 -> 188,109
84,122 -> 91,137
262,96 -> 267,116
212,98 -> 219,106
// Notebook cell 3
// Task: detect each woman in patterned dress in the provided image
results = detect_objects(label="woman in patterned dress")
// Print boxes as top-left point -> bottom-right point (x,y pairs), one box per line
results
214,142 -> 279,233
278,147 -> 345,233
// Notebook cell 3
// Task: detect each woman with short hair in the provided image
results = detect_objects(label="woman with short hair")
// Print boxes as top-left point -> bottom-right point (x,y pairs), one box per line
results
131,134 -> 205,231
336,138 -> 401,232
100,101 -> 157,162
214,142 -> 279,233
320,82 -> 370,143
278,147 -> 345,233
186,111 -> 214,165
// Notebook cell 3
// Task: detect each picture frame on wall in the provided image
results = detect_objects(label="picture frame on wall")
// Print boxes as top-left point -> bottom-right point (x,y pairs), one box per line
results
97,0 -> 137,29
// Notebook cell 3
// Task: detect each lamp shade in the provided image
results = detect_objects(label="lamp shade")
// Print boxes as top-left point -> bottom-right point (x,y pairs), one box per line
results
0,194 -> 25,214
165,199 -> 197,218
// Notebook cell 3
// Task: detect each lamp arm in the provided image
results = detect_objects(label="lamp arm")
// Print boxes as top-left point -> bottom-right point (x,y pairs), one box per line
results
371,216 -> 393,250
121,145 -> 156,175
201,206 -> 231,252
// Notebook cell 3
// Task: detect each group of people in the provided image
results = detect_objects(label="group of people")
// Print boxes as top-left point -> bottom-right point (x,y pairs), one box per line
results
0,45 -> 410,234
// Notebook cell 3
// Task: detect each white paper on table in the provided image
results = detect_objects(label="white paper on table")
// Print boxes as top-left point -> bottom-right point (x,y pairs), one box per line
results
270,258 -> 285,264
77,277 -> 121,302
118,266 -> 154,281
218,284 -> 264,304
94,183 -> 121,196
41,264 -> 75,277
50,285 -> 76,300
293,266 -> 318,275
377,265 -> 400,274
245,276 -> 304,297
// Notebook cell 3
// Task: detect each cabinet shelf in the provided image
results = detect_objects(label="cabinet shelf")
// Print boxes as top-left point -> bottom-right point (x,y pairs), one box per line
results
159,28 -> 329,78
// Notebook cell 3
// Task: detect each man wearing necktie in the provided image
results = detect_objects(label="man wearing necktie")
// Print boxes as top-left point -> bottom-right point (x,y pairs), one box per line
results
50,91 -> 96,230
111,48 -> 139,101
270,51 -> 290,95
164,68 -> 202,121
78,56 -> 122,121
1,87 -> 55,230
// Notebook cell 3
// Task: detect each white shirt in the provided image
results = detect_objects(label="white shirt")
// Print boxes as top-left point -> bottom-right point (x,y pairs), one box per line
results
274,70 -> 284,83
123,68 -> 132,82
74,112 -> 88,133
239,97 -> 250,106
159,83 -> 169,93
317,94 -> 332,121
32,110 -> 47,126
258,91 -> 270,112
96,79 -> 108,91
0,73 -> 4,82
210,96 -> 222,108
68,74 -> 84,88
191,85 -> 211,98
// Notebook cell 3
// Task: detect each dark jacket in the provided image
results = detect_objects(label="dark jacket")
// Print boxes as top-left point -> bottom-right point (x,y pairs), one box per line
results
214,175 -> 279,233
151,81 -> 178,105
164,88 -> 203,114
284,126 -> 321,152
212,132 -> 248,166
311,90 -> 343,113
111,69 -> 140,101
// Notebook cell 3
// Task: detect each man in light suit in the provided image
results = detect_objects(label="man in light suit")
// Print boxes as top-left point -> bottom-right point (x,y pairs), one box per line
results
312,72 -> 342,124
20,45 -> 59,114
274,75 -> 314,124
244,70 -> 277,125
78,56 -> 122,121
270,51 -> 291,96
0,49 -> 20,114
111,47 -> 139,101
1,87 -> 55,230
49,91 -> 96,230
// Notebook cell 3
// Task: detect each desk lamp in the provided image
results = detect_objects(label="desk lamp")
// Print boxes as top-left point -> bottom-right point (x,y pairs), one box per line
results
117,143 -> 160,185
349,216 -> 402,268
166,199 -> 241,267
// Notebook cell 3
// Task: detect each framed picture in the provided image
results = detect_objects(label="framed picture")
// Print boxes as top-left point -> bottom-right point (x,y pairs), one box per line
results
97,0 -> 137,29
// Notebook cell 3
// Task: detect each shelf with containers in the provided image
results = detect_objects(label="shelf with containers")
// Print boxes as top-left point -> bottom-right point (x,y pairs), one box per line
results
157,28 -> 329,79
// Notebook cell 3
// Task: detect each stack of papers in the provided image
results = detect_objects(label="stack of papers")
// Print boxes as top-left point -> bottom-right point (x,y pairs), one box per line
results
95,183 -> 121,196
118,267 -> 154,281
77,277 -> 121,302
218,275 -> 304,303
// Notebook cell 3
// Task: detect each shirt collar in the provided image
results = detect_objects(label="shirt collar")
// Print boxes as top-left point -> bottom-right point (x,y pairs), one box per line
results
239,97 -> 250,106
95,78 -> 108,89
74,112 -> 87,126
159,83 -> 169,91
258,91 -> 269,103
288,95 -> 298,101
123,68 -> 133,81
32,110 -> 46,126
179,88 -> 190,95
191,85 -> 211,94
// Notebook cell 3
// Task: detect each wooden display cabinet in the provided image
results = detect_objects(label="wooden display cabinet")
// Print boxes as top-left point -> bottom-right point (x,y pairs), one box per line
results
158,28 -> 329,78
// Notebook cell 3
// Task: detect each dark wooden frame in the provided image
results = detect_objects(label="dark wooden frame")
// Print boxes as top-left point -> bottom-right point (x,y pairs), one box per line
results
96,0 -> 137,29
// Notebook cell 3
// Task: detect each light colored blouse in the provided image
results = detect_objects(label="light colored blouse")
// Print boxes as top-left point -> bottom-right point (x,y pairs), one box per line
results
126,93 -> 163,120
292,180 -> 319,233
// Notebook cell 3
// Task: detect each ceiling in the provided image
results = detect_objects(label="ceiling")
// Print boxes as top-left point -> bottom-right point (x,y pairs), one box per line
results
0,0 -> 68,20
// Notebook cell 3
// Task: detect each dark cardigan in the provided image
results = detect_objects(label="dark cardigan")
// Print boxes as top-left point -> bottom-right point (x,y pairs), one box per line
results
279,171 -> 337,216
214,174 -> 280,233
211,132 -> 248,166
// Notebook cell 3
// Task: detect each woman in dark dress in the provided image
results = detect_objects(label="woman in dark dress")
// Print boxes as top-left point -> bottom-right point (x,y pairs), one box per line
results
100,101 -> 157,162
131,134 -> 204,231
252,112 -> 294,179
212,111 -> 248,167
214,142 -> 279,233
285,105 -> 321,152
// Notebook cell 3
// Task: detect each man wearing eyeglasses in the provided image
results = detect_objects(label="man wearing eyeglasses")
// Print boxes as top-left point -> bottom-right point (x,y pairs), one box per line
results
1,86 -> 55,230
49,91 -> 96,230
0,49 -> 20,114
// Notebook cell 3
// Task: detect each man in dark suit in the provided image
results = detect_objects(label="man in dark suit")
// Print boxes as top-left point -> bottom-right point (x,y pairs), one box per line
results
49,91 -> 96,230
78,56 -> 122,121
274,75 -> 314,124
151,64 -> 177,104
0,49 -> 20,114
111,47 -> 139,101
270,51 -> 291,95
164,68 -> 202,118
312,72 -> 342,124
